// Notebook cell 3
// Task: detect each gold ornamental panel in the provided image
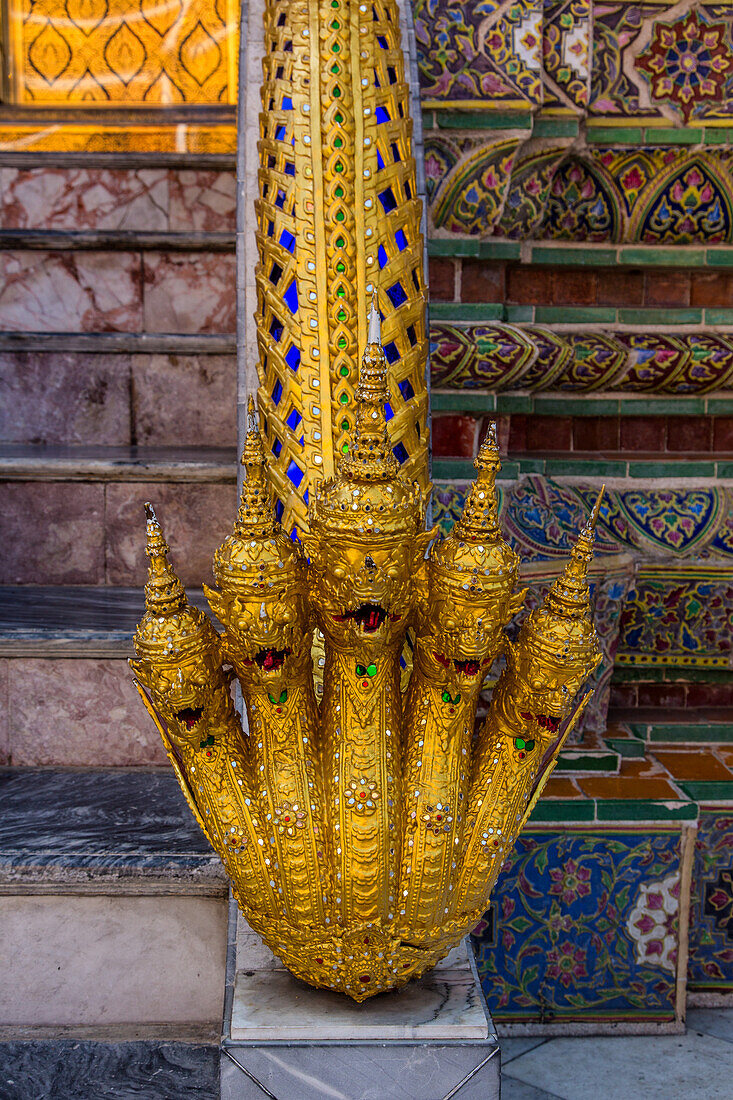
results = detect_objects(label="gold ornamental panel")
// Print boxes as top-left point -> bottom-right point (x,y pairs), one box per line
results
5,0 -> 238,104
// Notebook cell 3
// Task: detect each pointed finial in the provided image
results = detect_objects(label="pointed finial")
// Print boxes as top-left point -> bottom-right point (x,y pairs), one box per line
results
545,490 -> 604,620
452,422 -> 502,541
235,404 -> 277,535
143,502 -> 187,615
367,290 -> 381,345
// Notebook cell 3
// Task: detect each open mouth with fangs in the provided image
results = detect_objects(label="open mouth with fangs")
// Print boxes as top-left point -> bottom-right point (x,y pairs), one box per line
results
254,646 -> 291,672
333,603 -> 388,634
434,653 -> 489,677
176,706 -> 204,731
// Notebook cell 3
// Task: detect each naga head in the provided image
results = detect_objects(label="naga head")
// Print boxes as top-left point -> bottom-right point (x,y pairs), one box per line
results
503,491 -> 604,741
131,504 -> 231,751
205,398 -> 311,689
420,424 -> 523,690
304,298 -> 429,653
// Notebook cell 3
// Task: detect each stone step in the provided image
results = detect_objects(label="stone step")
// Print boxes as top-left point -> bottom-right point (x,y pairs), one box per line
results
0,586 -> 208,766
0,450 -> 236,587
0,164 -> 235,234
610,708 -> 733,744
0,768 -> 228,1037
0,1040 -> 219,1098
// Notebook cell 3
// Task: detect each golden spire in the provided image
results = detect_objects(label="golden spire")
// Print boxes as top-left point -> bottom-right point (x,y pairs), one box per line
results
234,395 -> 277,537
339,295 -> 398,482
452,422 -> 502,542
143,502 -> 186,616
545,486 -> 605,620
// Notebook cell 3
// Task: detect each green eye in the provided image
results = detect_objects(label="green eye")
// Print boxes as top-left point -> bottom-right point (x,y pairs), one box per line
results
279,690 -> 288,704
515,737 -> 526,750
441,690 -> 451,703
356,664 -> 366,676
366,663 -> 377,677
454,693 -> 461,704
526,739 -> 535,751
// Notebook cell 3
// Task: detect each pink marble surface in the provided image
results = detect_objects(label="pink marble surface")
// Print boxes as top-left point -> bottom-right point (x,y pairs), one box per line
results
0,483 -> 105,584
132,353 -> 236,446
0,660 -> 8,765
0,252 -> 143,332
0,168 -> 168,231
142,253 -> 236,334
105,482 -> 237,587
169,170 -> 236,232
0,352 -> 131,445
8,658 -> 167,766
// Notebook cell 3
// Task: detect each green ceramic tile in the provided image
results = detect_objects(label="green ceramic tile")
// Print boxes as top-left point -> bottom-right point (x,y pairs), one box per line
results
436,109 -> 533,130
596,799 -> 697,822
612,666 -> 733,684
497,460 -> 520,480
618,307 -> 704,325
432,459 -> 476,479
587,126 -> 643,144
530,246 -> 618,267
707,398 -> 733,414
422,111 -> 435,132
644,127 -> 703,145
619,250 -> 706,268
677,780 -> 733,803
647,723 -> 733,743
427,239 -> 522,260
555,750 -> 620,773
544,458 -> 628,477
627,724 -> 648,741
529,799 -> 595,823
533,396 -> 619,416
705,308 -> 733,325
515,457 -> 546,474
495,394 -> 534,414
716,462 -> 733,479
705,249 -> 733,267
430,392 -> 496,413
604,738 -> 648,759
504,305 -> 534,322
429,303 -> 504,321
618,397 -> 705,415
532,118 -> 579,138
534,306 -> 617,323
629,460 -> 716,478
703,128 -> 732,145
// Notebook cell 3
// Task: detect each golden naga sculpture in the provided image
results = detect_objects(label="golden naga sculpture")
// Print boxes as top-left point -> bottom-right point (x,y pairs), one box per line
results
132,303 -> 603,1001
130,0 -> 603,1001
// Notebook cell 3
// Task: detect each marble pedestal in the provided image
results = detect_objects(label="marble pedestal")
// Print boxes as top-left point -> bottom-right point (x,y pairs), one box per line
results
220,911 -> 500,1100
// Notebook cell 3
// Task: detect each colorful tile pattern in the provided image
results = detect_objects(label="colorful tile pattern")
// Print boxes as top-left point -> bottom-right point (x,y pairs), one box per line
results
472,827 -> 683,1023
636,9 -> 733,123
617,567 -> 733,669
688,810 -> 733,993
429,324 -> 733,393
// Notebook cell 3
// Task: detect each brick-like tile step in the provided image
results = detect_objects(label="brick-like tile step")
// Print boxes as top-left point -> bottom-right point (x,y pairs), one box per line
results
609,708 -> 733,744
0,448 -> 237,587
0,768 -> 228,1036
0,587 -> 209,765
0,1040 -> 219,1097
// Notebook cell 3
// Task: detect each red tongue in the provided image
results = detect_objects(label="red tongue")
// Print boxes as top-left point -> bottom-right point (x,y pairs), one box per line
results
369,610 -> 378,630
263,651 -> 275,670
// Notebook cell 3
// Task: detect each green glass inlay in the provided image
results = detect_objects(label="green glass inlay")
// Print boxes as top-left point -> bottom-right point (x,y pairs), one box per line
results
356,664 -> 366,676
337,309 -> 346,320
331,63 -> 339,74
334,111 -> 343,123
333,86 -> 341,98
336,261 -> 345,272
339,391 -> 348,402
335,235 -> 344,247
367,664 -> 377,678
337,338 -> 347,350
339,365 -> 349,377
341,418 -> 349,431
335,185 -> 344,197
342,442 -> 349,454
334,136 -> 343,147
336,210 -> 345,221
335,161 -> 344,173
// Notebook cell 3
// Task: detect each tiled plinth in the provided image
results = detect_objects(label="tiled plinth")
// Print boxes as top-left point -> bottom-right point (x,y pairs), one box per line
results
222,920 -> 499,1099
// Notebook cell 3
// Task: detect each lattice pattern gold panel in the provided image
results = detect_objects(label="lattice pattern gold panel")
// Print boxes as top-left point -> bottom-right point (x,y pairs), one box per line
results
8,0 -> 238,104
255,0 -> 429,537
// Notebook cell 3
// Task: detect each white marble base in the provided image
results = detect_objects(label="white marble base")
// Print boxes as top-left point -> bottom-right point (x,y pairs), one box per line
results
223,914 -> 500,1099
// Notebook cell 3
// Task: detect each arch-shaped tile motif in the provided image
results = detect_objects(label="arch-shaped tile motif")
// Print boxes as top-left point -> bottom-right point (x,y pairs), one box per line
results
634,157 -> 733,244
432,139 -> 522,234
540,156 -> 621,241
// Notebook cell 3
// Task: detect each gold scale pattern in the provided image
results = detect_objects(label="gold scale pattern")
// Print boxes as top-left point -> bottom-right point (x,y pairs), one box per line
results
133,315 -> 603,1000
255,0 -> 429,537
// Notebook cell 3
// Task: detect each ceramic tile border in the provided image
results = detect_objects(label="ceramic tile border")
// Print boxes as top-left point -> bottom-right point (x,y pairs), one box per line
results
432,457 -> 732,480
428,238 -> 733,270
429,300 -> 733,325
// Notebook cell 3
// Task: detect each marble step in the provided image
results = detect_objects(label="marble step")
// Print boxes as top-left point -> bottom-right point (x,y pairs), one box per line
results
0,451 -> 238,585
0,230 -> 233,251
0,444 -> 237,483
0,768 -> 228,1038
0,587 -> 212,766
0,1040 -> 219,1099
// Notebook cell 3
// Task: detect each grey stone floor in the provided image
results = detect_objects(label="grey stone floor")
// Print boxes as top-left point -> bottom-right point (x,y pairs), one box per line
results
501,1009 -> 733,1100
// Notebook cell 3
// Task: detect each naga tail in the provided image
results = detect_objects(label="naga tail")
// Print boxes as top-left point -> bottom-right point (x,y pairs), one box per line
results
254,0 -> 429,535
